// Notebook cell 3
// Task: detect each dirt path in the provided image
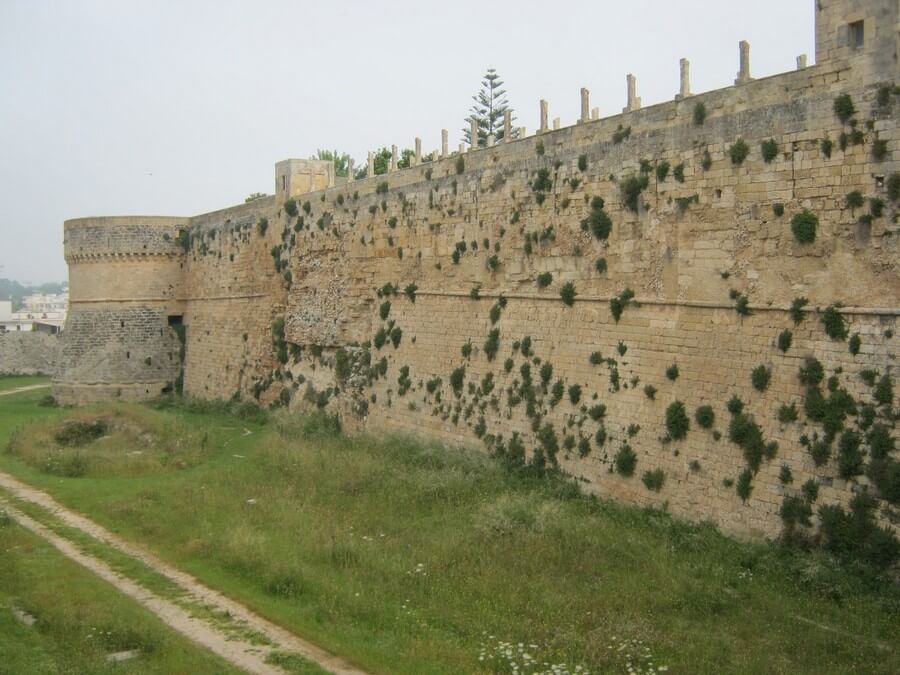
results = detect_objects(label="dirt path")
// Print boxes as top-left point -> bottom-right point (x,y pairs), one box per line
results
0,383 -> 51,397
0,471 -> 369,675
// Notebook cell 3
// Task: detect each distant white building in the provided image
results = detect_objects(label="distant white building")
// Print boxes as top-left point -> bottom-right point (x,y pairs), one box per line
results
0,288 -> 68,334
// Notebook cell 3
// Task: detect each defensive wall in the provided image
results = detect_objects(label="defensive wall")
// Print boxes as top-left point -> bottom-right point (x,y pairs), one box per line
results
56,0 -> 899,540
0,332 -> 60,376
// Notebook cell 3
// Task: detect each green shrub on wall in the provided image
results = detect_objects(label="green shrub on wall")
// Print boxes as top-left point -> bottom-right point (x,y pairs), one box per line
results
729,138 -> 749,165
790,210 -> 818,243
821,305 -> 848,341
833,94 -> 855,123
695,405 -> 715,429
693,102 -> 706,126
761,139 -> 778,163
614,444 -> 637,477
665,401 -> 690,440
642,469 -> 665,492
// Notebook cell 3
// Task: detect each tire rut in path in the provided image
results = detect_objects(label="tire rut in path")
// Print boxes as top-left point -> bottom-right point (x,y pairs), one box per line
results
0,471 -> 369,675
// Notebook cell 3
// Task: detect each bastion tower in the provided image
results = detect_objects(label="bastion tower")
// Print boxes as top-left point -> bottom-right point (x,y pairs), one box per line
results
54,160 -> 335,404
54,216 -> 190,404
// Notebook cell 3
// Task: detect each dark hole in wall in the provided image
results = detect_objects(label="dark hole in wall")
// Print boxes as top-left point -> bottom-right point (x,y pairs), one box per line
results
855,219 -> 871,246
167,315 -> 183,326
849,20 -> 864,49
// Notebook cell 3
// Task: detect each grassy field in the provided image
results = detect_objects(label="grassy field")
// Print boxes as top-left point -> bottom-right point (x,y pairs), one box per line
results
0,510 -> 241,674
0,374 -> 50,392
0,390 -> 897,674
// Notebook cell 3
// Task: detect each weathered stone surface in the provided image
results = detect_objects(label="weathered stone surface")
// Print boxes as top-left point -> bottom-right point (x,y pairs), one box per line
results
55,0 -> 900,541
0,332 -> 60,375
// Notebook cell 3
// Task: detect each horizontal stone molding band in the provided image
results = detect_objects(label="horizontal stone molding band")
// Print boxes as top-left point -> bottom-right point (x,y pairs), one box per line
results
65,252 -> 182,262
70,294 -> 268,304
54,379 -> 173,387
414,291 -> 900,317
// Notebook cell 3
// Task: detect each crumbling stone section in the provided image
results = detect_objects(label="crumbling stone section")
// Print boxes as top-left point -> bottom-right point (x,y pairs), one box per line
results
0,333 -> 60,376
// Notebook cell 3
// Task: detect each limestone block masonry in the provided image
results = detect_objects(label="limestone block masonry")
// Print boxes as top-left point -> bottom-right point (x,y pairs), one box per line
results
57,0 -> 899,540
0,333 -> 60,376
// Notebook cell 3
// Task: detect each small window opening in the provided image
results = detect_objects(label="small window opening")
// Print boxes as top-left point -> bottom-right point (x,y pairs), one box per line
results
875,175 -> 885,189
282,175 -> 286,190
167,315 -> 183,326
849,21 -> 864,49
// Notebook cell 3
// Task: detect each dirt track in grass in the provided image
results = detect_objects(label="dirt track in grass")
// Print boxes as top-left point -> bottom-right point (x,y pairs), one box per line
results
0,470 -> 368,675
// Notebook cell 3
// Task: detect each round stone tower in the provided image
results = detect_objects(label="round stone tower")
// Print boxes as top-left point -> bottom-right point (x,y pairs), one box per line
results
54,216 -> 188,404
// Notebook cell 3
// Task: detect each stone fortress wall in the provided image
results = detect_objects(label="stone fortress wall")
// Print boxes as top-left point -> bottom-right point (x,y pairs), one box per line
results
57,0 -> 899,539
0,332 -> 60,376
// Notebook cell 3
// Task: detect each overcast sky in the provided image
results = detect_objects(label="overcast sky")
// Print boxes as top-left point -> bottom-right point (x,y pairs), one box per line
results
0,0 -> 814,284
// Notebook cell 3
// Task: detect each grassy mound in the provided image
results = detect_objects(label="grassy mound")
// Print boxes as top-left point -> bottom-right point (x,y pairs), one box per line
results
5,404 -> 216,478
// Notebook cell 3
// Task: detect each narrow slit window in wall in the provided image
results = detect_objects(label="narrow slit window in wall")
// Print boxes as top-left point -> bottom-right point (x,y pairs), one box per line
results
849,21 -> 864,49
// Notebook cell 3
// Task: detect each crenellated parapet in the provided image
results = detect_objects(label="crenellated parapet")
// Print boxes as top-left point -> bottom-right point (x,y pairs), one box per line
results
64,216 -> 187,262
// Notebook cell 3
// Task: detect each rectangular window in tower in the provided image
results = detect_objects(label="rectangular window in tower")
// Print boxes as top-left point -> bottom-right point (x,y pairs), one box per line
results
848,21 -> 864,49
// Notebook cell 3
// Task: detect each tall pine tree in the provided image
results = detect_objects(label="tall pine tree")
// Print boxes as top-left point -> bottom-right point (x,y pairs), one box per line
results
462,68 -> 516,147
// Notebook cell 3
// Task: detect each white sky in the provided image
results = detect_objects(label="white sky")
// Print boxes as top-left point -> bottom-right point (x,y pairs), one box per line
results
0,0 -> 815,283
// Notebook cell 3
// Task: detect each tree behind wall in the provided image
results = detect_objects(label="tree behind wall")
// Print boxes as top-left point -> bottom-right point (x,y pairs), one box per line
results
462,68 -> 516,147
310,149 -> 353,177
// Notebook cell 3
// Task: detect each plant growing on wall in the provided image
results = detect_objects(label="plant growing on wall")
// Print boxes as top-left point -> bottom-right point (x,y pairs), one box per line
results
583,198 -> 613,240
751,365 -> 771,392
777,329 -> 793,352
560,282 -> 577,306
483,329 -> 500,361
693,102 -> 706,125
666,363 -> 679,381
846,190 -> 865,210
656,161 -> 670,182
790,210 -> 818,243
729,138 -> 749,165
614,445 -> 637,477
620,174 -> 649,213
736,469 -> 753,502
610,288 -> 635,322
821,305 -> 848,340
833,94 -> 855,123
612,125 -> 631,143
888,173 -> 900,202
778,403 -> 798,424
665,401 -> 690,440
536,272 -> 553,288
642,469 -> 665,492
695,405 -> 715,429
761,139 -> 778,163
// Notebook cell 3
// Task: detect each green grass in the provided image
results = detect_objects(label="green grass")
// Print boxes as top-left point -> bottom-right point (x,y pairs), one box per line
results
0,393 -> 898,674
0,514 -> 241,674
0,374 -> 49,392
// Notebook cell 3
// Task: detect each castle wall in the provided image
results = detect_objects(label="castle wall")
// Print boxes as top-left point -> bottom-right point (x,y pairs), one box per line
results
178,197 -> 285,399
183,49 -> 895,539
0,332 -> 60,376
57,0 -> 900,540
